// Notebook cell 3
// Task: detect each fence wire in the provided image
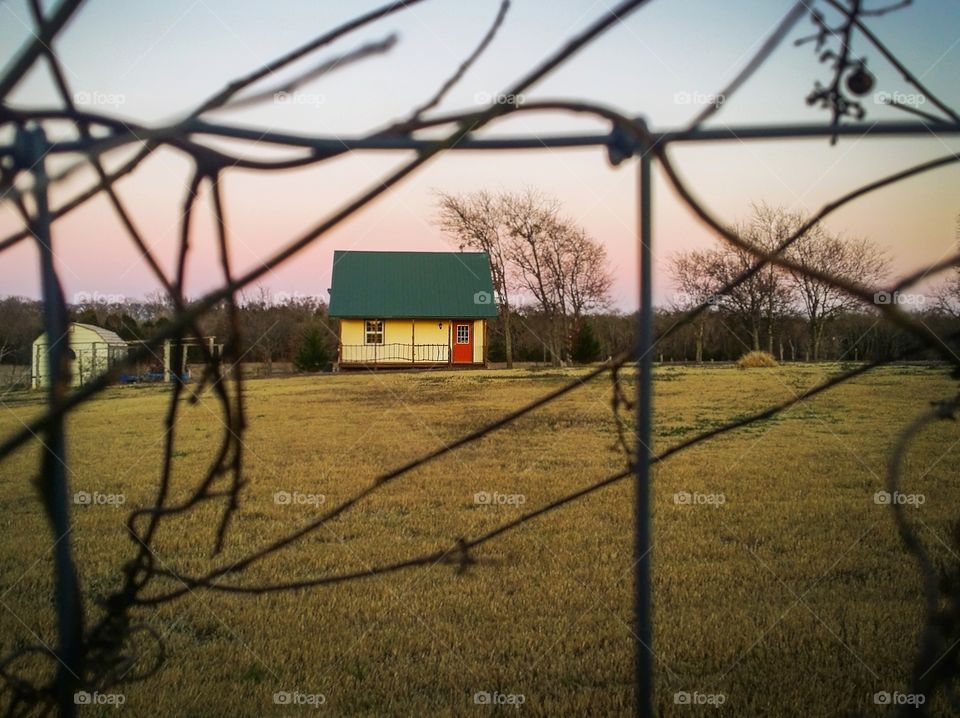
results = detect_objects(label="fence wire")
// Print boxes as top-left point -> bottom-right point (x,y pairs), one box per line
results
0,0 -> 959,716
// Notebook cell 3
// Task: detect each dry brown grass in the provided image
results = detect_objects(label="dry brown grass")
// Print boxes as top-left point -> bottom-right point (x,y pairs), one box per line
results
736,350 -> 779,368
0,364 -> 957,716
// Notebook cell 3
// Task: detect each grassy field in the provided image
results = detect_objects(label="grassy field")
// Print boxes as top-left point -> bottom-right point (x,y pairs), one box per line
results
0,364 -> 957,716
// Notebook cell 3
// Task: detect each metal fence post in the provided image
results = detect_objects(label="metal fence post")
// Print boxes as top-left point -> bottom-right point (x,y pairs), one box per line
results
634,145 -> 654,718
21,125 -> 82,718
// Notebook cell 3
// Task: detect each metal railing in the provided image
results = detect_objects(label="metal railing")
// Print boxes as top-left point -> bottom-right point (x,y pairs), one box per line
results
339,343 -> 450,364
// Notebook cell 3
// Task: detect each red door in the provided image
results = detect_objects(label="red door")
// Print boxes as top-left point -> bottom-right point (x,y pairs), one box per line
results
452,321 -> 473,364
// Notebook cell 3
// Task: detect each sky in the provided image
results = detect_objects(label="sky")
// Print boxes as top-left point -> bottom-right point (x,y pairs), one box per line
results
1,0 -> 958,310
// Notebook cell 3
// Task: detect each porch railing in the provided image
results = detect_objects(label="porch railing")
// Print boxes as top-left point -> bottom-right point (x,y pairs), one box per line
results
339,343 -> 450,364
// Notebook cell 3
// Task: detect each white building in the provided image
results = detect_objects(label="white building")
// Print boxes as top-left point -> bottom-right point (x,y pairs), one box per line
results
31,323 -> 128,389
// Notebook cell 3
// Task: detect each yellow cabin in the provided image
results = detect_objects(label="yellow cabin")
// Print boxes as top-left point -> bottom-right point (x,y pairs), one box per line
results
328,251 -> 498,369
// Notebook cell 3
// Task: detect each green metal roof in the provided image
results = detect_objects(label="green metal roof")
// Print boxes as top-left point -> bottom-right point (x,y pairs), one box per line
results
328,251 -> 499,319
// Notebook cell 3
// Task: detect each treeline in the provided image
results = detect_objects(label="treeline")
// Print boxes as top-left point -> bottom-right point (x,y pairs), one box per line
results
3,202 -> 958,372
0,291 -> 338,374
432,193 -> 960,367
486,306 -> 960,364
661,204 -> 960,364
2,293 -> 957,377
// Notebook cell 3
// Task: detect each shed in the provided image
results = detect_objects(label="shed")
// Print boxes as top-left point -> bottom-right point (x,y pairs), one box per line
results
31,322 -> 128,388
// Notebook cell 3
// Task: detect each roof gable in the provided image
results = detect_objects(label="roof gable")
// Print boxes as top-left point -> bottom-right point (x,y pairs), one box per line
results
328,251 -> 498,318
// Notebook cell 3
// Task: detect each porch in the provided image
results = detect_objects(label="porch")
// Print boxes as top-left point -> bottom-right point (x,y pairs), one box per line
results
336,317 -> 489,370
339,342 -> 450,366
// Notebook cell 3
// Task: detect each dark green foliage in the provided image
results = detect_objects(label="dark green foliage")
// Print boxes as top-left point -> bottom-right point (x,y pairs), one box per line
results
294,324 -> 330,372
572,321 -> 602,364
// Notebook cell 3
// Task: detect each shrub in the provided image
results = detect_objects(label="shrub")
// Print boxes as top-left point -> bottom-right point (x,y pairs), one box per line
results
294,324 -> 330,372
737,350 -> 778,369
571,321 -> 602,364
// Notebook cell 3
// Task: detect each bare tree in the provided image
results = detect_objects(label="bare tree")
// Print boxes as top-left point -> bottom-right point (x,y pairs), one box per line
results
553,224 -> 612,319
501,190 -> 562,316
501,189 -> 611,364
239,287 -> 296,375
0,296 -> 42,366
668,209 -> 794,357
436,190 -> 515,367
438,189 -> 611,366
669,250 -> 721,363
730,207 -> 795,354
142,289 -> 175,320
670,204 -> 891,362
933,215 -> 960,320
772,206 -> 890,361
934,268 -> 960,320
675,241 -> 789,355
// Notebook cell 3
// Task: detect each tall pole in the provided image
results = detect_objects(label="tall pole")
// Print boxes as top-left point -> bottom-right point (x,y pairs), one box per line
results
634,148 -> 654,717
24,125 -> 82,717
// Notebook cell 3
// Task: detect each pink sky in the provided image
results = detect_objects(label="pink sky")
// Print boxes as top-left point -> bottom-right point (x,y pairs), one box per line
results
1,0 -> 958,310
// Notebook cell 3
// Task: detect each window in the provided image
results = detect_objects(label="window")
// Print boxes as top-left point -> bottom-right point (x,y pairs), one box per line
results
365,320 -> 384,345
456,324 -> 470,344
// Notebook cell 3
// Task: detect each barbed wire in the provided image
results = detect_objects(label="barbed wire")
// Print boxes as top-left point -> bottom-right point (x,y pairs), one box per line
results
1,0 -> 958,715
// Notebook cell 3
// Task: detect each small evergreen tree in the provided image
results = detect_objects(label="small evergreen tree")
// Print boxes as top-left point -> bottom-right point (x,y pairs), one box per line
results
294,324 -> 330,372
572,320 -> 602,364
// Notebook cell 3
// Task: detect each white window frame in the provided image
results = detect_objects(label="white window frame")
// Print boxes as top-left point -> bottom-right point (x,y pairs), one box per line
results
365,320 -> 384,345
456,324 -> 470,344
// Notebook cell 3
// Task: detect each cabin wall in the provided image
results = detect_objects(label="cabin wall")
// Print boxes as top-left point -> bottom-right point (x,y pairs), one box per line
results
473,320 -> 485,364
414,320 -> 449,347
338,318 -> 487,365
340,319 -> 439,364
339,319 -> 366,348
